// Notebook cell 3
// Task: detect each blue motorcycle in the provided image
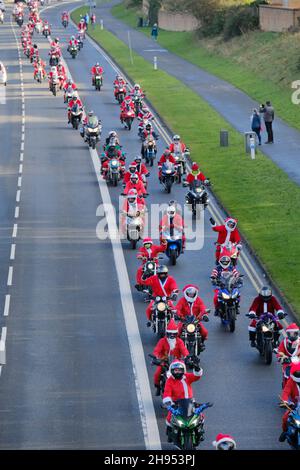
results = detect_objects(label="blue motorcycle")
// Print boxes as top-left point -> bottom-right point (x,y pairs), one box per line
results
212,271 -> 243,332
280,401 -> 300,450
162,227 -> 183,265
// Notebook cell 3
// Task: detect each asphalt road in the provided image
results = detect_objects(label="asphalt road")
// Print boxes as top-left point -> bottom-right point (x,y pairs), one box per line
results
0,1 -> 292,449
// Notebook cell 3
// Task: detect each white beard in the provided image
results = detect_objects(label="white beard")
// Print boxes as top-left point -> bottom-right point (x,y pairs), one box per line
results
167,338 -> 176,351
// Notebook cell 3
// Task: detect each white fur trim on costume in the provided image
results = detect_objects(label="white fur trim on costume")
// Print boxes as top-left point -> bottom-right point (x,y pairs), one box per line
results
163,396 -> 172,404
248,326 -> 256,332
181,378 -> 189,398
193,368 -> 203,377
213,437 -> 236,448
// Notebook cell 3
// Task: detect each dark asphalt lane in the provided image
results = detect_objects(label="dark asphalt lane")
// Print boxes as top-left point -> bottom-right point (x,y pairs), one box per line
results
0,7 -> 144,449
45,3 -> 287,449
0,1 -> 292,450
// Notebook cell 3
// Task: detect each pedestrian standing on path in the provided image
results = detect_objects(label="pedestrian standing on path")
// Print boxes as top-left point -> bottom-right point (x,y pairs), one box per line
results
151,23 -> 158,41
250,108 -> 261,145
261,101 -> 275,144
84,13 -> 89,30
91,13 -> 96,29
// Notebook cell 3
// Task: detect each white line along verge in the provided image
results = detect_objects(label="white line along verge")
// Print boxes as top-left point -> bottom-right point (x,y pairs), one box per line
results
42,14 -> 162,448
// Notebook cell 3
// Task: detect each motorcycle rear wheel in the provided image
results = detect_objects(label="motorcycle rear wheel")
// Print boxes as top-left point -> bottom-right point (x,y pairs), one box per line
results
170,250 -> 177,266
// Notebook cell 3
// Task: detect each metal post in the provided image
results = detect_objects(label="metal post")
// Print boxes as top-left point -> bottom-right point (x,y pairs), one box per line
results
249,135 -> 256,160
153,56 -> 157,70
100,19 -> 103,30
127,31 -> 134,65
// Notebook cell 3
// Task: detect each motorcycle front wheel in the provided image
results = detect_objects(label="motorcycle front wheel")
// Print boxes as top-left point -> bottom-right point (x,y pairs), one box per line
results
264,340 -> 273,365
183,433 -> 194,450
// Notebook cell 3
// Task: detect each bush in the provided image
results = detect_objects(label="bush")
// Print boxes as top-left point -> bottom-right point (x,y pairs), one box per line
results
223,5 -> 259,41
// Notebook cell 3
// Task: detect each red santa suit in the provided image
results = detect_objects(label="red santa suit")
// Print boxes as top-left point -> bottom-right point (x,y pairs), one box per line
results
281,364 -> 300,431
212,218 -> 241,260
123,180 -> 147,197
114,79 -> 127,97
153,326 -> 189,386
163,367 -> 202,423
159,213 -> 186,248
136,240 -> 167,285
143,274 -> 178,320
277,331 -> 300,386
169,141 -> 186,154
91,65 -> 103,76
121,198 -> 145,236
120,99 -> 135,121
248,295 -> 284,333
186,171 -> 206,184
176,296 -> 208,341
68,98 -> 83,121
123,169 -> 143,185
211,265 -> 241,308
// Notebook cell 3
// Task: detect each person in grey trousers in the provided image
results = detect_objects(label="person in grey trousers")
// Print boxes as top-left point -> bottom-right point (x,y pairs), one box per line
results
260,101 -> 274,144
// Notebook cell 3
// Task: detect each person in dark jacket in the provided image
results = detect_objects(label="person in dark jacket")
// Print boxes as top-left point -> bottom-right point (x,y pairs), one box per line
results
261,101 -> 275,144
151,23 -> 158,41
251,108 -> 261,145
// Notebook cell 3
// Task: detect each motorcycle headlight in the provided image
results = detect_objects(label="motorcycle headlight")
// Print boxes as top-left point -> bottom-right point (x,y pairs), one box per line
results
186,324 -> 196,334
188,415 -> 200,429
157,302 -> 166,312
294,419 -> 300,426
262,325 -> 269,333
173,416 -> 185,428
195,188 -> 202,193
111,160 -> 119,167
155,296 -> 161,302
232,291 -> 239,299
147,263 -> 154,270
165,170 -> 172,174
222,293 -> 230,300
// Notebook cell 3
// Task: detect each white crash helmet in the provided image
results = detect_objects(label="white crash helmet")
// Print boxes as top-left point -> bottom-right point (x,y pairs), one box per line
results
183,285 -> 198,303
173,134 -> 180,142
167,205 -> 176,217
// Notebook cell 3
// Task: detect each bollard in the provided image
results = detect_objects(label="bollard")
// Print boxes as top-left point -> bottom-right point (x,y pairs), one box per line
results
249,135 -> 256,160
100,19 -> 103,30
153,56 -> 157,70
220,129 -> 228,147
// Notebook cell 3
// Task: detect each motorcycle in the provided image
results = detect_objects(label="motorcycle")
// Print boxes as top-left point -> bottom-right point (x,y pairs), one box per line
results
49,53 -> 59,67
64,87 -> 76,104
94,74 -> 103,91
184,179 -> 209,218
122,106 -> 135,130
218,241 -> 241,267
143,136 -> 157,166
16,14 -> 23,27
132,95 -> 143,116
160,162 -> 177,194
126,212 -> 144,249
62,19 -> 68,28
149,295 -> 177,338
85,120 -> 102,149
34,66 -> 44,83
149,354 -> 170,397
35,21 -> 42,34
69,45 -> 78,59
107,158 -> 122,186
280,401 -> 300,450
212,271 -> 243,333
49,76 -> 58,96
166,400 -> 213,450
179,313 -> 209,357
77,35 -> 84,50
247,312 -> 286,365
162,226 -> 183,266
42,25 -> 50,37
173,148 -> 190,184
70,103 -> 82,130
115,85 -> 126,104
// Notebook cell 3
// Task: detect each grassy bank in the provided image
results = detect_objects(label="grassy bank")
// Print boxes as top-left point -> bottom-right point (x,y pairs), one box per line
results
112,2 -> 300,132
72,6 -> 300,315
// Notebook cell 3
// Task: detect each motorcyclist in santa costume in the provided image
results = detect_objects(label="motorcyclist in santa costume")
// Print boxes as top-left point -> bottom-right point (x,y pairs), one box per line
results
162,360 -> 202,441
142,265 -> 178,323
212,434 -> 236,450
185,162 -> 208,186
159,204 -> 186,250
158,148 -> 177,181
277,323 -> 300,388
152,319 -> 189,396
135,237 -> 167,289
123,173 -> 147,198
209,216 -> 242,262
176,285 -> 209,346
247,286 -> 285,348
279,362 -> 300,442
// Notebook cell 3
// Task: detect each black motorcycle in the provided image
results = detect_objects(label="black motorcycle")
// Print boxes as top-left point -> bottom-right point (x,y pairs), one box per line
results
160,162 -> 177,194
149,354 -> 170,397
132,95 -> 143,116
178,313 -> 209,357
184,179 -> 210,218
212,272 -> 243,333
247,312 -> 286,365
149,295 -> 177,338
70,103 -> 82,130
280,401 -> 300,450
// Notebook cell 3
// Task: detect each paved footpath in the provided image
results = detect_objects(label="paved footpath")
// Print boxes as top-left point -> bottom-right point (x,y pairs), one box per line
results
95,0 -> 300,185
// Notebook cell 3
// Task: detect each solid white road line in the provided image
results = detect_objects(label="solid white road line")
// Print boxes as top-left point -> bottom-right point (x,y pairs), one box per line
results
3,295 -> 11,317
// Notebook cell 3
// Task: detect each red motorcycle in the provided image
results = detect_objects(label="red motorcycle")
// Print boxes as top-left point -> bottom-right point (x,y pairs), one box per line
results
121,105 -> 135,131
114,84 -> 127,104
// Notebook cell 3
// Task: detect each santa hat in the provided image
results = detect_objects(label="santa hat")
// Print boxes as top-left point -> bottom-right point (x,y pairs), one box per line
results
143,237 -> 153,245
212,434 -> 236,449
191,163 -> 199,171
286,323 -> 300,333
182,284 -> 199,293
166,319 -> 178,334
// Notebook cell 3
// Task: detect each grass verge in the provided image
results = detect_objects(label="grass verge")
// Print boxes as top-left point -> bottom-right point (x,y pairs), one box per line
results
72,6 -> 300,316
112,2 -> 300,132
